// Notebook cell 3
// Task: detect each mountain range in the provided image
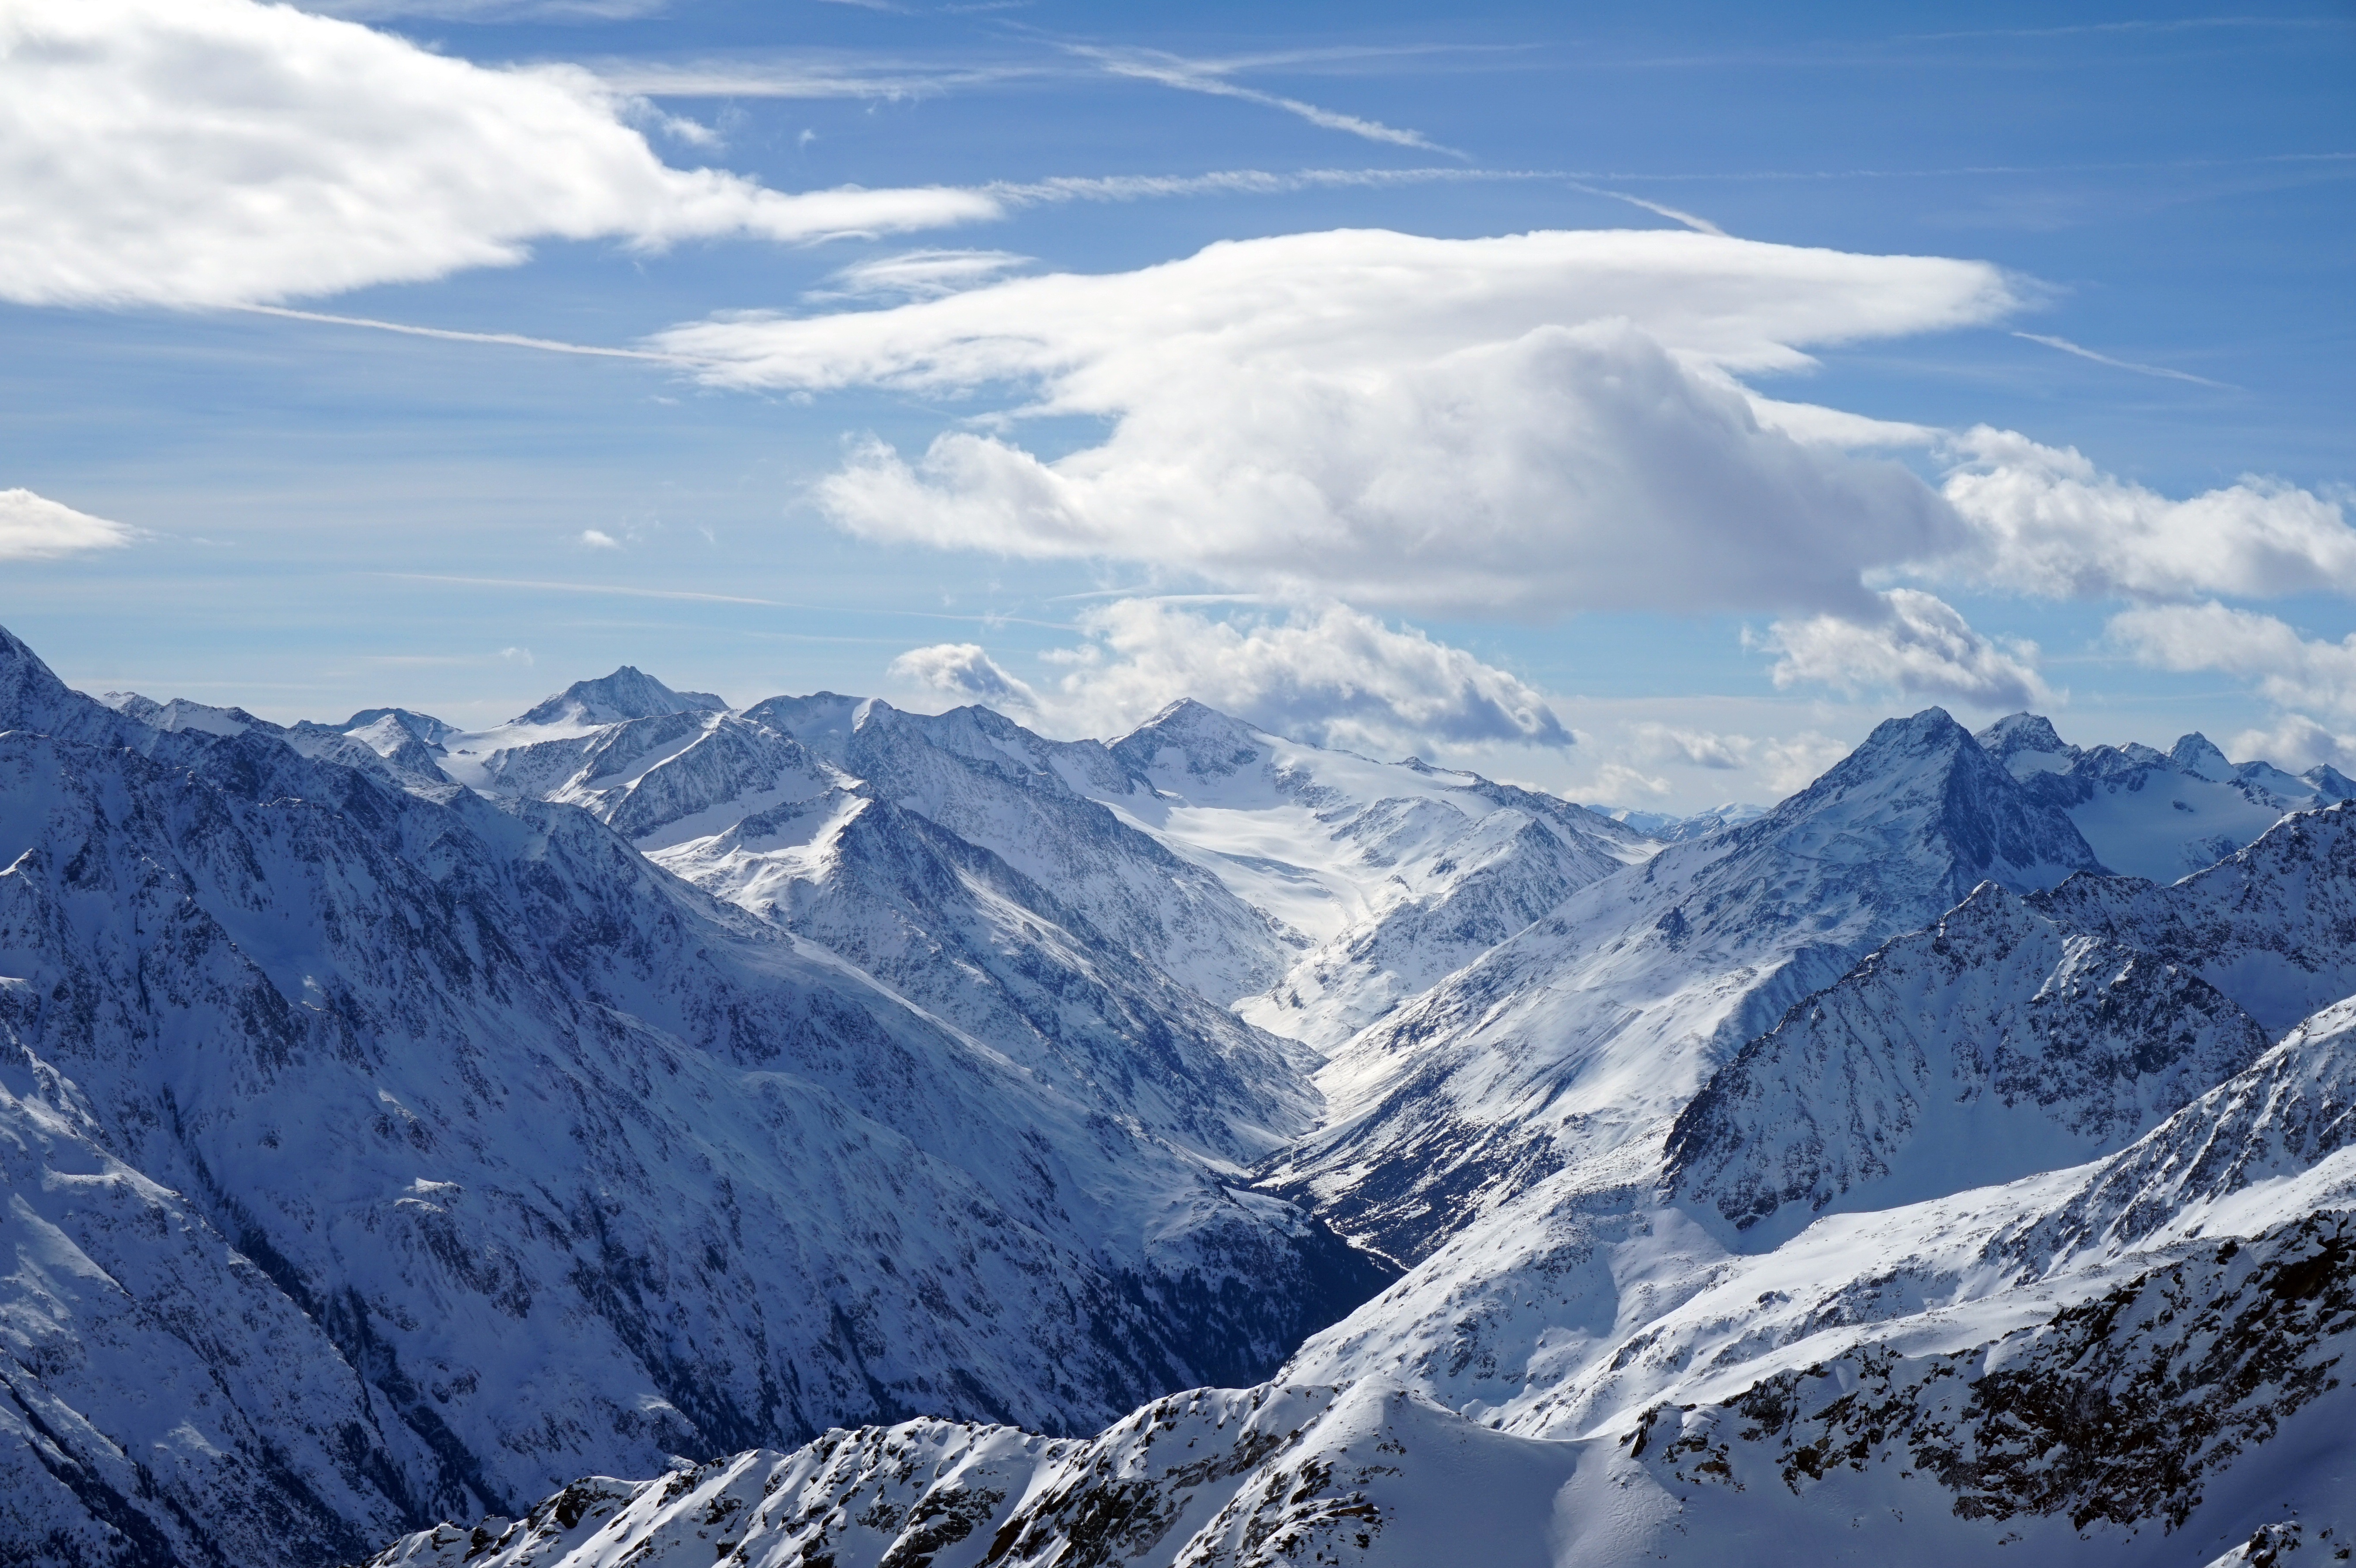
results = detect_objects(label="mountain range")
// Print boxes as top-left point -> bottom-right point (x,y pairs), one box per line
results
4,620 -> 2355,1567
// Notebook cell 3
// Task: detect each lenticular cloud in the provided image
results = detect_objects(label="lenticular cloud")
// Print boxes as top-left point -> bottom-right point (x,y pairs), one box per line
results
0,0 -> 997,308
659,228 -> 2017,619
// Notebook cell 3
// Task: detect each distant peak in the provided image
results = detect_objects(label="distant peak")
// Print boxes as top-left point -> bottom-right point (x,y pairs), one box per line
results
514,665 -> 727,727
339,706 -> 457,746
1109,699 -> 1269,778
2168,731 -> 2234,782
1974,711 -> 2074,759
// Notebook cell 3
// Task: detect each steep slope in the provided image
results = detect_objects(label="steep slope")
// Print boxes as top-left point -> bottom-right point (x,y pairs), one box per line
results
458,691 -> 1331,1179
0,629 -> 1379,1561
1266,708 -> 2103,1265
1096,700 -> 1653,1049
1666,883 -> 2268,1246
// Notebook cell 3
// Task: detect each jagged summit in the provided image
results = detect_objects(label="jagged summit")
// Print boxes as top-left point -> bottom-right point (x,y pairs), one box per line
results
1742,706 -> 2102,899
1108,697 -> 1270,780
513,665 -> 726,728
2169,730 -> 2236,781
1973,710 -> 2078,776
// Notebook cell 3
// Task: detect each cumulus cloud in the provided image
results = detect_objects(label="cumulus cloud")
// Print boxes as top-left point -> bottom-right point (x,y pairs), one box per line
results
0,0 -> 997,308
2226,714 -> 2356,775
887,642 -> 1039,709
2109,601 -> 2356,720
656,229 -> 2014,617
0,488 -> 137,559
891,598 -> 1571,756
1935,428 -> 2356,601
1758,588 -> 2049,709
579,528 -> 622,548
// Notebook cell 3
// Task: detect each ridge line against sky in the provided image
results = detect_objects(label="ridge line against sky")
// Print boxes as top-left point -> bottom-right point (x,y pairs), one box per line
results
2,0 -> 2351,808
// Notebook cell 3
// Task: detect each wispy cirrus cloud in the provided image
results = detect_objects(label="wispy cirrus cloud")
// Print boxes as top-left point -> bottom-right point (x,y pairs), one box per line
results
2012,331 -> 2232,388
1064,45 -> 1457,154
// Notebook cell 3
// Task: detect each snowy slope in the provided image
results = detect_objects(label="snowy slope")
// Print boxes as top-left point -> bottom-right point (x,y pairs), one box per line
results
367,1199 -> 2356,1568
1667,882 -> 2269,1245
25,618 -> 2356,1567
0,628 -> 1387,1560
1094,700 -> 1654,1049
1264,707 -> 2103,1265
2034,803 -> 2356,1033
1976,711 -> 2354,882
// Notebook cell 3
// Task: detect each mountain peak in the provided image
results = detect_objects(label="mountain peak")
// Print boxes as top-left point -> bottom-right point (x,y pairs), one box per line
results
514,666 -> 727,728
1752,706 -> 2101,898
0,622 -> 87,733
1108,699 -> 1269,779
2169,731 -> 2234,782
1974,710 -> 2077,770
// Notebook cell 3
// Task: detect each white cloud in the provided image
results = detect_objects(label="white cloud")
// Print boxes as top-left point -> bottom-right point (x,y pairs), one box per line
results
893,598 -> 1571,756
0,0 -> 998,308
1758,732 -> 1853,797
0,488 -> 136,559
1935,428 -> 2356,601
1629,724 -> 1751,770
2225,714 -> 2356,775
580,528 -> 622,548
887,642 -> 1039,708
2109,601 -> 2356,720
1758,588 -> 2049,709
813,249 -> 1030,301
656,229 -> 2014,617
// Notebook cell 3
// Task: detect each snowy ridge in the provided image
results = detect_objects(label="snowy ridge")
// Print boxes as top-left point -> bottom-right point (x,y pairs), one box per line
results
1667,882 -> 2269,1245
16,620 -> 2356,1566
1974,710 -> 2356,882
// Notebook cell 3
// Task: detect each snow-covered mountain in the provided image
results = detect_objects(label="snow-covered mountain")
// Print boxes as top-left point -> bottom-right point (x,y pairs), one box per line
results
1667,882 -> 2269,1245
1264,707 -> 2105,1265
21,626 -> 2356,1568
0,629 -> 1385,1564
1976,710 -> 2355,881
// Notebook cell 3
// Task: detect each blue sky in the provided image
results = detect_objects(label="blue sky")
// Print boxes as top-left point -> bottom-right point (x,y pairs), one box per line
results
3,0 -> 2353,807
